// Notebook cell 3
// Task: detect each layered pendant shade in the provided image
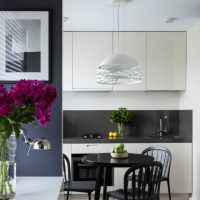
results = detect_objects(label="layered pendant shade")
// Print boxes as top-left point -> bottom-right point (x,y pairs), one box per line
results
96,0 -> 143,85
96,53 -> 142,84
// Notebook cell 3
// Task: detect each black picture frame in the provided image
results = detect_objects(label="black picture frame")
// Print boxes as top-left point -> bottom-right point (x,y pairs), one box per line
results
0,10 -> 52,83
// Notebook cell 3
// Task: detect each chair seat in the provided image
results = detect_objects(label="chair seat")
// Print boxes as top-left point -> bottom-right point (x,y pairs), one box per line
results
64,181 -> 96,192
107,189 -> 156,200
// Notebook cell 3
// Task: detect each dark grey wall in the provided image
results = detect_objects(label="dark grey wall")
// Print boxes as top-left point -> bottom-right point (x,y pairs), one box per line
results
0,0 -> 62,176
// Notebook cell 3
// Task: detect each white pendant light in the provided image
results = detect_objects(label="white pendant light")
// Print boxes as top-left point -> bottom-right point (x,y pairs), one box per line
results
97,53 -> 142,84
96,1 -> 142,85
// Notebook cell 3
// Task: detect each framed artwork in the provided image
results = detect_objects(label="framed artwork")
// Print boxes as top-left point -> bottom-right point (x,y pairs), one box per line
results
0,10 -> 51,82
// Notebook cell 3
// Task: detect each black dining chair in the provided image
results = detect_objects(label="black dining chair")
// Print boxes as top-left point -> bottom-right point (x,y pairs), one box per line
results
63,153 -> 96,200
106,161 -> 163,200
141,147 -> 172,200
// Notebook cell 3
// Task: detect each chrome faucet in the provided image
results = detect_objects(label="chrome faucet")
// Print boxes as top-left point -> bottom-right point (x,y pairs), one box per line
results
157,115 -> 168,137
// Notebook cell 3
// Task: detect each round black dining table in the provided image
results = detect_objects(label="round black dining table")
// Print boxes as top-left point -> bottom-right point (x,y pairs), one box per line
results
82,153 -> 154,200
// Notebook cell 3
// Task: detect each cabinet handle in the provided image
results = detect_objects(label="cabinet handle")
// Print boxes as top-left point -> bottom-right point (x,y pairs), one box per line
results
86,144 -> 99,147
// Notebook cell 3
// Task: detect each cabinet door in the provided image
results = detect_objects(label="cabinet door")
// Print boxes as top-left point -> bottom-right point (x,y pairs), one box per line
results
71,143 -> 114,154
113,32 -> 146,91
150,143 -> 192,193
147,32 -> 187,90
63,32 -> 73,91
114,143 -> 150,190
73,32 -> 113,91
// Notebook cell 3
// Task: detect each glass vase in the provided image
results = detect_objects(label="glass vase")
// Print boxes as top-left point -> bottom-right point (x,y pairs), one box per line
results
0,132 -> 17,199
117,123 -> 124,137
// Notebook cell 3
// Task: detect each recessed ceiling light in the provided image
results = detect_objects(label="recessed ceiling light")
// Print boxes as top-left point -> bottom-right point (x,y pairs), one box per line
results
165,17 -> 179,23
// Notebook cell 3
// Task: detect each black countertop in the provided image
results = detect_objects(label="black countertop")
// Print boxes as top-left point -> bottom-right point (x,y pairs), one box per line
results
63,136 -> 192,144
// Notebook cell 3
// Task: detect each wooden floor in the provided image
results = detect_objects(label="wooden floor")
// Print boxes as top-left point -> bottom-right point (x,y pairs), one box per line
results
61,194 -> 190,200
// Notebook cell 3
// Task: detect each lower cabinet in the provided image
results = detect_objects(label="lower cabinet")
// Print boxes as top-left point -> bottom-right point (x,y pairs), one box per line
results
63,143 -> 192,194
150,143 -> 192,194
71,143 -> 114,154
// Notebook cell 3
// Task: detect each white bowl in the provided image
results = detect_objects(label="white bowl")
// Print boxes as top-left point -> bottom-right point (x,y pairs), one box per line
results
111,152 -> 128,158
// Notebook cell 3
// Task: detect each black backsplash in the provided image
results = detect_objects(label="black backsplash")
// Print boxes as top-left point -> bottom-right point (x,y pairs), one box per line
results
63,110 -> 192,138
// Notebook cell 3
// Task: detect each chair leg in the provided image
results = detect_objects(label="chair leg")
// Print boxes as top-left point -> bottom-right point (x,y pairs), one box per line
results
66,191 -> 69,200
106,193 -> 109,200
88,192 -> 91,200
167,179 -> 171,200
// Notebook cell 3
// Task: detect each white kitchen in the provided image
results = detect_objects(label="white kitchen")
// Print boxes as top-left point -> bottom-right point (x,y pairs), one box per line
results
62,0 -> 200,200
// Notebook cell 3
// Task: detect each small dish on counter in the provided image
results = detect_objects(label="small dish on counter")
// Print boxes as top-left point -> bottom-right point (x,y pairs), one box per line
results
111,152 -> 128,158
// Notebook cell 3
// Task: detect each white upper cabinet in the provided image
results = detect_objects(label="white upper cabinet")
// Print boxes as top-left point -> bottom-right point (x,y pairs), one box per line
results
72,32 -> 113,91
113,32 -> 147,91
146,32 -> 187,90
63,31 -> 187,91
63,32 -> 73,91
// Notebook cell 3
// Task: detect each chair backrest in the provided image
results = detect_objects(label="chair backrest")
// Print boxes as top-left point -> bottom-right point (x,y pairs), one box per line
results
124,161 -> 163,200
63,153 -> 71,182
142,147 -> 172,179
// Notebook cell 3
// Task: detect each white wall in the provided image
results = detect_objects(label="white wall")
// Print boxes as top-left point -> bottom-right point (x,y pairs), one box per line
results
63,91 -> 180,110
179,21 -> 200,200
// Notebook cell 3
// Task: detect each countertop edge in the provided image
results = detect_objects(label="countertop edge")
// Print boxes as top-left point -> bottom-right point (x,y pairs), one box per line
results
63,137 -> 192,144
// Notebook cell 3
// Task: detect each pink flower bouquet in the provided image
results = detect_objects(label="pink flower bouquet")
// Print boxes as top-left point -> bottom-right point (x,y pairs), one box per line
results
0,79 -> 57,139
0,79 -> 57,198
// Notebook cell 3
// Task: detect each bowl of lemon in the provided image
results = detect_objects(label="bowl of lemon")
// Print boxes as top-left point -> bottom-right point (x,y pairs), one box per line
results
111,143 -> 128,158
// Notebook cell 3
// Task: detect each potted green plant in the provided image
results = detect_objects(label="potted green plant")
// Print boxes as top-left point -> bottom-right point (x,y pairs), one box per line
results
109,107 -> 132,137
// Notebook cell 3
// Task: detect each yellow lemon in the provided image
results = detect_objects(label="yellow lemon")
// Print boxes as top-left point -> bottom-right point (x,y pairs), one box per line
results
109,131 -> 113,137
113,132 -> 118,137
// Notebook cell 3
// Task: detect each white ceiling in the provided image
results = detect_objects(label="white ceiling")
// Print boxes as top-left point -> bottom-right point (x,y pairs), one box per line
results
63,0 -> 200,31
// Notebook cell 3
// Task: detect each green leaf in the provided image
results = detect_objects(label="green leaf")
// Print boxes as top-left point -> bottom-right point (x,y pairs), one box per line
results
13,123 -> 21,138
109,107 -> 132,124
4,119 -> 13,139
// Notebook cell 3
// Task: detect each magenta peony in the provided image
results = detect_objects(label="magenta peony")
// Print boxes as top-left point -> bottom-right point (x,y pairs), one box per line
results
0,79 -> 57,139
9,79 -> 30,105
0,84 -> 14,117
35,102 -> 51,126
9,79 -> 57,126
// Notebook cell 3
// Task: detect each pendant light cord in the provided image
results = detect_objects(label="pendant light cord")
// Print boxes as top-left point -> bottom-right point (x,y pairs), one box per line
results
113,4 -> 114,31
118,4 -> 120,53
